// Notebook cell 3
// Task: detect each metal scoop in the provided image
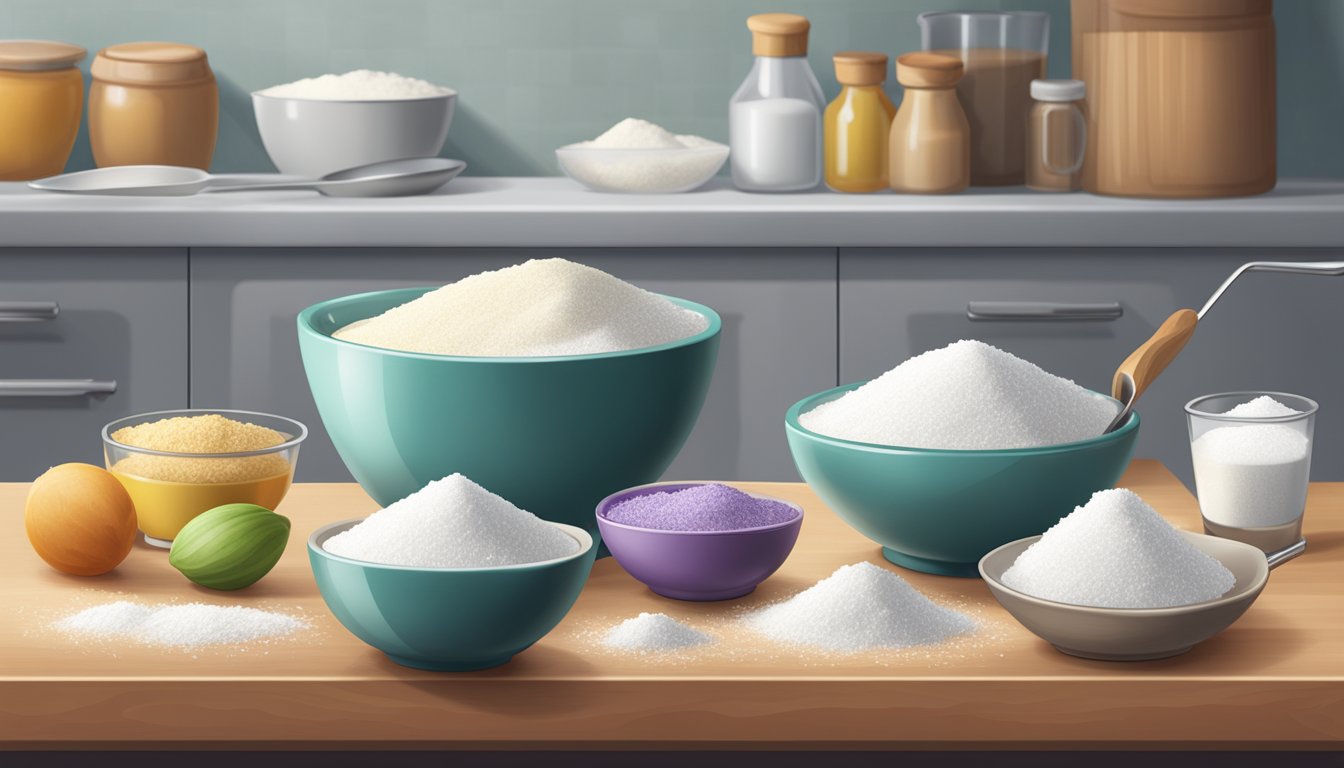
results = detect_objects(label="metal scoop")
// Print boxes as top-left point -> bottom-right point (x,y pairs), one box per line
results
1105,260 -> 1344,434
29,157 -> 466,198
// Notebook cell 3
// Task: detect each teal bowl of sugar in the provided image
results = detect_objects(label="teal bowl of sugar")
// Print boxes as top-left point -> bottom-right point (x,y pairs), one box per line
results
297,287 -> 720,550
308,518 -> 597,671
785,383 -> 1140,578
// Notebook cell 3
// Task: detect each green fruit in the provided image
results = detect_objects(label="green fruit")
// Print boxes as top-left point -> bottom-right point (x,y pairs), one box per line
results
169,503 -> 290,590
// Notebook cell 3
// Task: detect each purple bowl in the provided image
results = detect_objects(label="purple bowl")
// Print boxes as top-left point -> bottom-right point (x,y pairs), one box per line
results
595,482 -> 803,601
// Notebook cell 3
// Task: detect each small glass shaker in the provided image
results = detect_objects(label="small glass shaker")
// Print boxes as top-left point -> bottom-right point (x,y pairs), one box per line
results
1186,391 -> 1318,554
1026,79 -> 1086,192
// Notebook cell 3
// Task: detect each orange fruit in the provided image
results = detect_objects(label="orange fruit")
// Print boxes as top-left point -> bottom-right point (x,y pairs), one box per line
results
25,463 -> 137,576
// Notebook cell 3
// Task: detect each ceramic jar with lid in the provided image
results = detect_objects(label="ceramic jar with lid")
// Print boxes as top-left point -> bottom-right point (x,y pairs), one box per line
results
89,41 -> 218,169
888,52 -> 970,195
0,40 -> 87,180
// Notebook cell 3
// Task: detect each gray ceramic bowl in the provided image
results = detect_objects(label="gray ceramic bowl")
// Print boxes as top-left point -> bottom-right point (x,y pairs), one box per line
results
252,91 -> 455,177
980,531 -> 1274,661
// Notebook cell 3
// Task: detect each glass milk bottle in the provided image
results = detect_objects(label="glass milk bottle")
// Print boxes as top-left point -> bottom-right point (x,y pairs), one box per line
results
730,13 -> 826,192
889,52 -> 969,194
825,52 -> 897,193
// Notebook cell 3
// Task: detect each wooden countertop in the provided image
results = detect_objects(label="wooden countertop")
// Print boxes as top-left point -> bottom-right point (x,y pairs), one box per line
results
3,459 -> 1343,750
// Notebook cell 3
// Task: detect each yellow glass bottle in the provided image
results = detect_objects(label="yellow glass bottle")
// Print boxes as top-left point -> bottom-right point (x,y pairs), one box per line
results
824,52 -> 897,193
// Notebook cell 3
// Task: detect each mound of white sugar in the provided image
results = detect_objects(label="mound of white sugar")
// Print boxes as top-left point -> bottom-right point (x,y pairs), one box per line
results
603,612 -> 712,652
259,69 -> 451,100
1001,488 -> 1236,608
1192,396 -> 1311,528
323,473 -> 580,568
1221,395 -> 1301,419
799,340 -> 1119,450
56,601 -> 306,648
744,562 -> 976,652
583,117 -> 715,151
333,259 -> 709,357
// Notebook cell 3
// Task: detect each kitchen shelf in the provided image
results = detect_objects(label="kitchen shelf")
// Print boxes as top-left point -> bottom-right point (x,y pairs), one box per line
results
0,178 -> 1341,249
3,460 -> 1343,750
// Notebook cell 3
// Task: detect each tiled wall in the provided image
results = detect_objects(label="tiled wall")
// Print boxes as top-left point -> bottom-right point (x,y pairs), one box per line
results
1,0 -> 1335,177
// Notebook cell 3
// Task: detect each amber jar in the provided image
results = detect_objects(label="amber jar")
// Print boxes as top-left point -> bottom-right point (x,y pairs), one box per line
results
0,40 -> 86,180
89,42 -> 218,169
889,52 -> 969,195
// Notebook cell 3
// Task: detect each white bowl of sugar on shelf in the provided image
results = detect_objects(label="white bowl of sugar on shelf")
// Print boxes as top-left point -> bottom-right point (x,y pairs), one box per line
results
556,118 -> 729,194
252,69 -> 456,177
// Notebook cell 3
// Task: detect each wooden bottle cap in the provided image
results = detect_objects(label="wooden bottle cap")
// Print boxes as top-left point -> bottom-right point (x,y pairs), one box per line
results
0,40 -> 86,72
92,41 -> 213,86
833,51 -> 888,86
895,52 -> 964,88
747,14 -> 810,57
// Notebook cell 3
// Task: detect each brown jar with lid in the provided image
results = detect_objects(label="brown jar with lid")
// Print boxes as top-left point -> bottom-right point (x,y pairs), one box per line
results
0,40 -> 86,180
889,52 -> 969,195
89,42 -> 218,169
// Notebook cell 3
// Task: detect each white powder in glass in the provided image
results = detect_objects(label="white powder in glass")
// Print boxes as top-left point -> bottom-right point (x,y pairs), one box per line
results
603,612 -> 712,653
743,562 -> 976,652
56,601 -> 306,647
1001,488 -> 1236,608
1192,396 -> 1311,528
1221,395 -> 1301,419
333,258 -> 709,357
800,340 -> 1120,450
564,118 -> 726,193
259,69 -> 451,100
323,473 -> 580,568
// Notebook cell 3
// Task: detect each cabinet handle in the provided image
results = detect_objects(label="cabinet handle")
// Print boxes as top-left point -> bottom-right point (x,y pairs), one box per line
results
0,301 -> 59,322
967,301 -> 1123,322
0,379 -> 117,397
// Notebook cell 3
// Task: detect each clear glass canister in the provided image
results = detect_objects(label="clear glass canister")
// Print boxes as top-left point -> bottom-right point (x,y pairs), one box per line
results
730,13 -> 826,192
825,51 -> 896,193
1026,79 -> 1086,192
90,41 -> 219,170
889,52 -> 969,195
1186,391 -> 1317,554
0,40 -> 86,181
918,11 -> 1050,186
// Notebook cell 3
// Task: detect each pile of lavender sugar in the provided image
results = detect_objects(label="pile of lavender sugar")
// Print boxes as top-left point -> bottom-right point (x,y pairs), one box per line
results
605,484 -> 798,532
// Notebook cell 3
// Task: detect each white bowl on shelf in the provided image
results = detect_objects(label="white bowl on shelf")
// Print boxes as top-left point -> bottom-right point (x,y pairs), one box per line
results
252,91 -> 455,177
555,142 -> 729,194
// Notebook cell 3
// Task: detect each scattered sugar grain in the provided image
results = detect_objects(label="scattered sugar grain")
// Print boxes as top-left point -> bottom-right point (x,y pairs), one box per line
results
603,612 -> 712,653
260,69 -> 450,100
744,562 -> 976,652
1001,488 -> 1236,608
333,258 -> 708,357
56,601 -> 306,648
606,483 -> 797,532
800,340 -> 1119,450
323,473 -> 580,568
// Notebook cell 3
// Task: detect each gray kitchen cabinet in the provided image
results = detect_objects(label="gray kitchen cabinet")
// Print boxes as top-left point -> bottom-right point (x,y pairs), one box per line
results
0,250 -> 188,480
190,248 -> 837,483
840,249 -> 1344,484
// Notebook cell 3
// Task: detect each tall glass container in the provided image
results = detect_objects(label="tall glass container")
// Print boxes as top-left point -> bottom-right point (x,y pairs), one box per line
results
730,13 -> 826,192
825,52 -> 897,193
918,11 -> 1050,186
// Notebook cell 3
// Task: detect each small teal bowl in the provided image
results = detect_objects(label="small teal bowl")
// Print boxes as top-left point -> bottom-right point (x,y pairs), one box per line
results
308,519 -> 597,671
297,287 -> 720,548
785,382 -> 1139,577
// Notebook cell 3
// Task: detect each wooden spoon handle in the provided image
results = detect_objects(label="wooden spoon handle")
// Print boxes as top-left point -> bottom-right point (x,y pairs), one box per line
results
1112,309 -> 1199,401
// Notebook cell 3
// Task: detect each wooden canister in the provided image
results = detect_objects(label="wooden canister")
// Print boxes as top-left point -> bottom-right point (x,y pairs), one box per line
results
1071,0 -> 1275,198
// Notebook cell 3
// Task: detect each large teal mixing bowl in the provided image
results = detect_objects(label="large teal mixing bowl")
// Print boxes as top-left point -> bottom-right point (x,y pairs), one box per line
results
309,519 -> 596,671
297,287 -> 720,547
785,383 -> 1140,577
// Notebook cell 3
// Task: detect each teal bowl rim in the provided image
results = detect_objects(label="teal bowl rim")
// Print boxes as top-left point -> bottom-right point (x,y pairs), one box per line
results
595,481 -> 804,537
978,531 -> 1268,616
308,517 -> 595,573
785,381 -> 1139,456
297,287 -> 722,364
